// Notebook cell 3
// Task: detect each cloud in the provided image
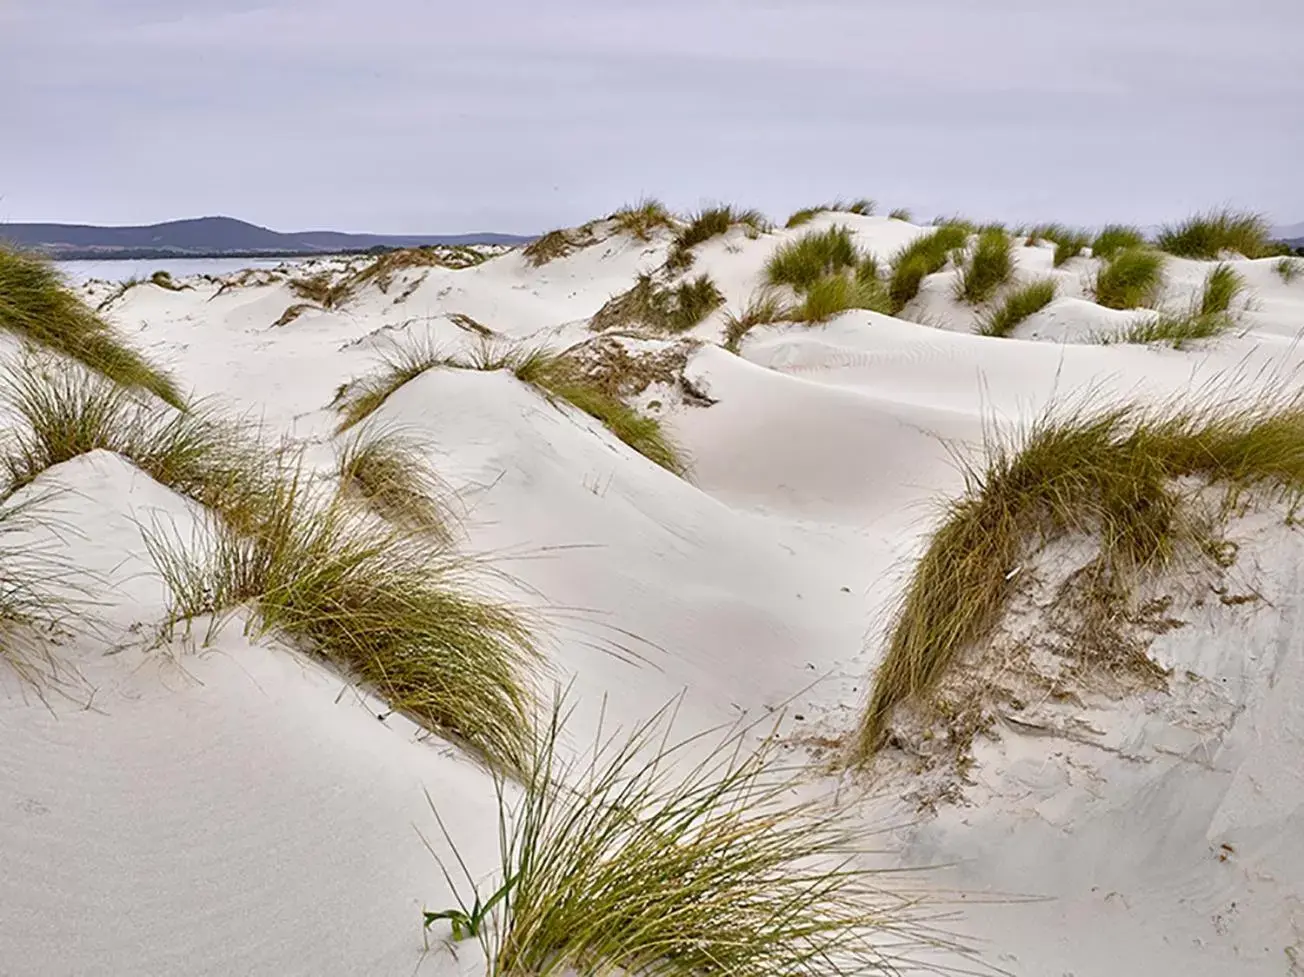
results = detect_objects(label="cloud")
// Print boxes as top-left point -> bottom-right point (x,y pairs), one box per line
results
1,0 -> 1301,232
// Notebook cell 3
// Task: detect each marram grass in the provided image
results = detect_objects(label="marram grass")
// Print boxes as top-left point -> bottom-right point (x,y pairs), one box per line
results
977,278 -> 1057,338
336,425 -> 456,543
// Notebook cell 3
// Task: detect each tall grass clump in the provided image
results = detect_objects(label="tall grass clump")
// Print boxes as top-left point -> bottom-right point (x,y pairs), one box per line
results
611,200 -> 676,241
337,426 -> 454,543
722,291 -> 794,352
0,245 -> 186,410
1106,311 -> 1235,349
590,274 -> 723,334
1090,225 -> 1147,261
888,208 -> 912,222
666,206 -> 769,271
977,278 -> 1057,338
1093,247 -> 1165,309
289,270 -> 353,309
333,333 -> 452,432
887,224 -> 971,312
954,227 -> 1014,304
793,274 -> 891,324
766,225 -> 862,291
855,390 -> 1304,758
1277,257 -> 1302,284
1157,209 -> 1274,259
427,694 -> 940,976
145,467 -> 538,771
1199,262 -> 1245,315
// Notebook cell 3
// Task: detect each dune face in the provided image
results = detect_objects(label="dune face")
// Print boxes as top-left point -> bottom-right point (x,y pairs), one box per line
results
3,210 -> 1304,976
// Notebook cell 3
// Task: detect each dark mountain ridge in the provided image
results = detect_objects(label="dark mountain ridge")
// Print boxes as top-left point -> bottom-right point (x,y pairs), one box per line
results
0,215 -> 533,259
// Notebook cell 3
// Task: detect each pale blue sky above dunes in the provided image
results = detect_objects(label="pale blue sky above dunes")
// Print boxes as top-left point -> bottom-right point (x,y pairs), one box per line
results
2,0 -> 1301,234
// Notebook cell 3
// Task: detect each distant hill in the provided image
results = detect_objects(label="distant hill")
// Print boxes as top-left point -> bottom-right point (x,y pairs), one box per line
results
0,216 -> 535,260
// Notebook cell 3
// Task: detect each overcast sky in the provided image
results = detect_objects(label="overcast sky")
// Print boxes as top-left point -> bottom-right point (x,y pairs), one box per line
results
2,0 -> 1302,234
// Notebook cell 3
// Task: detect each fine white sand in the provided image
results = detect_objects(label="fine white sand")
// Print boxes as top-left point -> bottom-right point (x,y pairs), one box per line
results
5,216 -> 1304,975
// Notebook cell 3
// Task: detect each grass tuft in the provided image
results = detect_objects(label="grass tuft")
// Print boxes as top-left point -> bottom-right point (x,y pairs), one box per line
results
333,333 -> 452,432
793,274 -> 891,324
1093,247 -> 1165,310
766,225 -> 862,291
1199,262 -> 1245,315
722,291 -> 794,352
590,273 -> 724,334
1105,311 -> 1235,349
427,693 -> 940,976
855,390 -> 1304,758
1090,225 -> 1147,261
1277,257 -> 1303,284
977,278 -> 1057,338
888,208 -> 912,222
336,425 -> 455,543
610,199 -> 676,242
666,206 -> 770,271
0,245 -> 186,410
1157,209 -> 1274,259
887,224 -> 971,312
289,270 -> 353,309
954,227 -> 1014,304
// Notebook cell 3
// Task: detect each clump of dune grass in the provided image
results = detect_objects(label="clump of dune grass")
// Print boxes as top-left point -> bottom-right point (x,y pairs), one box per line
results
590,273 -> 724,334
1024,223 -> 1065,247
333,333 -> 453,432
1104,311 -> 1236,349
347,247 -> 464,295
766,225 -> 863,291
145,464 -> 538,771
149,270 -> 185,292
855,389 -> 1304,759
666,206 -> 769,271
1277,257 -> 1303,284
793,274 -> 891,324
887,224 -> 971,312
888,208 -> 912,222
977,278 -> 1057,338
427,693 -> 941,976
1093,247 -> 1165,309
722,291 -> 794,352
1090,225 -> 1147,261
522,225 -> 600,268
1199,262 -> 1245,315
785,199 -> 875,229
0,360 -> 275,531
272,302 -> 314,327
1036,227 -> 1091,267
289,270 -> 353,309
610,199 -> 676,241
0,245 -> 186,410
336,426 -> 454,543
1157,209 -> 1274,259
954,227 -> 1014,304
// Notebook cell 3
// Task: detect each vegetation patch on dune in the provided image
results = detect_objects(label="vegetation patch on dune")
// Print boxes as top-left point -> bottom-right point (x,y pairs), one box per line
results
855,389 -> 1304,761
1104,311 -> 1235,349
289,270 -> 354,309
954,227 -> 1014,304
765,225 -> 863,291
523,224 -> 600,267
887,223 -> 971,312
1277,257 -> 1303,284
888,208 -> 912,222
146,462 -> 538,772
1090,225 -> 1147,261
1198,262 -> 1245,315
336,425 -> 455,542
977,278 -> 1057,338
784,198 -> 875,229
666,206 -> 770,272
590,273 -> 724,334
0,245 -> 186,410
1156,209 -> 1274,259
723,290 -> 795,352
610,199 -> 676,241
792,273 -> 891,324
1092,247 -> 1165,309
427,695 -> 943,975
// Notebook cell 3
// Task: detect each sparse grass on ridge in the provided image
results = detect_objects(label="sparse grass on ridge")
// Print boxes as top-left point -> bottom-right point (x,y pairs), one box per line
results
610,199 -> 676,241
855,389 -> 1304,759
666,206 -> 770,271
289,270 -> 353,309
1090,225 -> 1147,261
1278,257 -> 1303,284
522,225 -> 600,268
765,225 -> 862,291
427,693 -> 942,976
888,208 -> 912,222
723,290 -> 794,352
0,245 -> 186,410
785,199 -> 876,228
977,278 -> 1057,338
1157,209 -> 1274,259
1199,262 -> 1245,315
336,425 -> 455,543
954,227 -> 1014,304
144,462 -> 539,772
793,274 -> 891,324
887,223 -> 971,312
1093,247 -> 1165,310
590,273 -> 724,335
1105,311 -> 1235,349
333,333 -> 453,432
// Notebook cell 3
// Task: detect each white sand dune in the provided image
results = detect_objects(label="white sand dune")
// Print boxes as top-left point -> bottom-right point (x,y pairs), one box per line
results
5,215 -> 1304,975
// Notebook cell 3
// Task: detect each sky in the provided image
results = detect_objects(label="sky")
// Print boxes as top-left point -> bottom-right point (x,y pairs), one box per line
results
2,0 -> 1302,235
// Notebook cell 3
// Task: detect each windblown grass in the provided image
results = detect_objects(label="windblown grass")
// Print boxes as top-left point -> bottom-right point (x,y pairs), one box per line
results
145,465 -> 538,771
1105,311 -> 1235,349
855,390 -> 1304,759
611,199 -> 677,241
887,224 -> 971,312
1090,225 -> 1147,261
333,333 -> 452,432
590,273 -> 724,334
766,225 -> 862,291
1278,257 -> 1303,284
723,291 -> 794,352
1093,247 -> 1165,309
1157,209 -> 1274,259
427,694 -> 941,976
337,426 -> 454,543
977,278 -> 1057,338
785,199 -> 875,228
289,270 -> 353,309
793,274 -> 891,324
522,225 -> 599,267
1199,262 -> 1245,315
149,270 -> 186,292
666,206 -> 769,271
888,208 -> 912,222
954,227 -> 1014,304
0,245 -> 186,410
